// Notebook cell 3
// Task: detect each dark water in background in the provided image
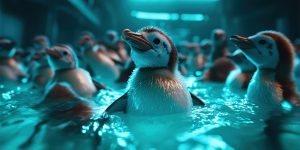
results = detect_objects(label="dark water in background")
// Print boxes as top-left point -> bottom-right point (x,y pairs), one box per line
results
0,77 -> 299,150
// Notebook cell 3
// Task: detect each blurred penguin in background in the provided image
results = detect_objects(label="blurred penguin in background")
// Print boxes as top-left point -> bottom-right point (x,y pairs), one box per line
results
77,31 -> 96,68
0,37 -> 27,83
103,30 -> 129,65
184,36 -> 203,76
200,29 -> 235,82
225,50 -> 256,92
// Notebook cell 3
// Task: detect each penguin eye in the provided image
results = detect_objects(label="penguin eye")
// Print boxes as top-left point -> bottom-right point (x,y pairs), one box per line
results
62,51 -> 68,56
153,38 -> 160,45
259,40 -> 266,45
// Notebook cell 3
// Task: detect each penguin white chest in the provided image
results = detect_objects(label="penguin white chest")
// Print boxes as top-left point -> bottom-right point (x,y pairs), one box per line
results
247,71 -> 282,112
127,69 -> 193,115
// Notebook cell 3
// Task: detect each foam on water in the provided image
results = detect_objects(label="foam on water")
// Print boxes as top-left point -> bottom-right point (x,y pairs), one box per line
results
0,77 -> 299,150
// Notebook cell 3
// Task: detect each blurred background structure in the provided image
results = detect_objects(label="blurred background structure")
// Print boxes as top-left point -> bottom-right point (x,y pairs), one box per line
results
1,0 -> 300,47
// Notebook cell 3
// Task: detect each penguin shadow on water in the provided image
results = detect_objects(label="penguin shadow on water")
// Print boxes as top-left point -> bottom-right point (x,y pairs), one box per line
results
94,27 -> 205,149
18,45 -> 108,149
230,31 -> 300,149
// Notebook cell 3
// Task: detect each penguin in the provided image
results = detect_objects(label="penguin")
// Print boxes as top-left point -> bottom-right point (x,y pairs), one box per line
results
31,50 -> 54,90
199,39 -> 212,70
27,35 -> 51,78
0,37 -> 27,82
230,31 -> 300,118
32,35 -> 50,52
77,31 -> 96,68
209,29 -> 228,62
46,44 -> 106,99
103,30 -> 127,63
104,27 -> 205,116
184,41 -> 203,75
82,42 -> 121,87
201,29 -> 235,82
225,50 -> 256,91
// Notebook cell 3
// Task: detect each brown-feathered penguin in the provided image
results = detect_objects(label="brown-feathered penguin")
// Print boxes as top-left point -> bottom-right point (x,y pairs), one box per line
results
201,29 -> 235,82
46,44 -> 106,99
230,31 -> 300,118
104,27 -> 205,116
225,50 -> 256,91
0,37 -> 27,82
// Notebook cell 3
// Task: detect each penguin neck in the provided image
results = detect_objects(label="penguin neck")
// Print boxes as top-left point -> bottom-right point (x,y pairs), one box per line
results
211,45 -> 226,62
255,68 -> 276,81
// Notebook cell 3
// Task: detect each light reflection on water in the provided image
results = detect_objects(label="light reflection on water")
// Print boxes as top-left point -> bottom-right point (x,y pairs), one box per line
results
0,77 -> 299,150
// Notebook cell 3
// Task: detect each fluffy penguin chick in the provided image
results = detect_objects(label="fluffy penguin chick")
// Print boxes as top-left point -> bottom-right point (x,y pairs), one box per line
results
105,27 -> 205,116
226,50 -> 256,91
46,44 -> 105,99
230,31 -> 300,118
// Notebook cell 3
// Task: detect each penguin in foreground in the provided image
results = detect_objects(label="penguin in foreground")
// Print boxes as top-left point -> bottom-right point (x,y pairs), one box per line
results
45,44 -> 106,99
225,50 -> 256,91
230,31 -> 300,118
104,27 -> 205,116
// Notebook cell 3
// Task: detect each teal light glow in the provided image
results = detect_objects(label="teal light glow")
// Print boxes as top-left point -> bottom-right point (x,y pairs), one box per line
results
181,14 -> 205,21
131,11 -> 206,22
281,101 -> 293,112
131,11 -> 179,21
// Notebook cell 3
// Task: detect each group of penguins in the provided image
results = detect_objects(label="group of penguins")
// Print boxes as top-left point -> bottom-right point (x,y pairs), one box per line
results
1,26 -> 300,135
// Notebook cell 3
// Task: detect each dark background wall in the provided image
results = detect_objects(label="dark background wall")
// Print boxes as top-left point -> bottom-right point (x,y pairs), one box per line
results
0,0 -> 300,48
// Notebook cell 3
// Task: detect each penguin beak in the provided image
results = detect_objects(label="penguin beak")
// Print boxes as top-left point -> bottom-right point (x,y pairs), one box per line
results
230,35 -> 255,50
122,29 -> 153,52
46,48 -> 62,59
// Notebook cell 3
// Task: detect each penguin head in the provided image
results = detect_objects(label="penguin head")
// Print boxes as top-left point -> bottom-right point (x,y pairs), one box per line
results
0,37 -> 16,58
230,33 -> 279,70
212,29 -> 227,47
33,35 -> 50,50
46,45 -> 78,71
227,50 -> 256,72
104,30 -> 119,46
79,31 -> 95,52
122,27 -> 177,71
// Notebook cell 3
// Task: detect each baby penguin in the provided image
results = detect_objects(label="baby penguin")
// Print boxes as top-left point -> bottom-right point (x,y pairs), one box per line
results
230,31 -> 300,118
46,44 -> 105,99
225,50 -> 256,91
201,29 -> 235,82
105,27 -> 205,116
0,37 -> 26,82
31,50 -> 54,90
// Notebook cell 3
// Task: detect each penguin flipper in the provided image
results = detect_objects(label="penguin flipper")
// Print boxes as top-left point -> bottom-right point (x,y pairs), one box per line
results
105,92 -> 128,114
93,79 -> 107,90
190,92 -> 205,106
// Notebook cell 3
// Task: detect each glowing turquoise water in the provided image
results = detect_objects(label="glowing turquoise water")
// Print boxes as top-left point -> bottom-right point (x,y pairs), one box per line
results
0,77 -> 299,150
